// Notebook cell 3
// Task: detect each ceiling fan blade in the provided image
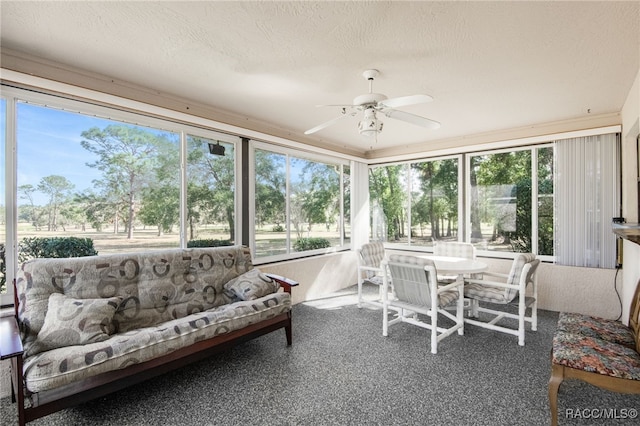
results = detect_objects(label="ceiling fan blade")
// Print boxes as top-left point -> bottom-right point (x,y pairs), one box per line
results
383,109 -> 441,130
304,113 -> 352,135
378,94 -> 433,109
315,104 -> 357,108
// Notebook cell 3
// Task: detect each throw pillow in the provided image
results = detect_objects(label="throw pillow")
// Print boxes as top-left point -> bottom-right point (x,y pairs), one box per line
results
224,268 -> 278,301
27,293 -> 122,357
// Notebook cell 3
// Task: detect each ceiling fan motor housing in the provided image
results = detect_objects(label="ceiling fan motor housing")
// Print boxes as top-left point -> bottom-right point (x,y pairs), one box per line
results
353,93 -> 387,107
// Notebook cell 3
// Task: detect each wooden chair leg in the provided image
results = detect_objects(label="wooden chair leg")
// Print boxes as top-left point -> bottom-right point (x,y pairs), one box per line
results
285,313 -> 293,346
10,375 -> 16,403
11,356 -> 26,426
548,363 -> 565,426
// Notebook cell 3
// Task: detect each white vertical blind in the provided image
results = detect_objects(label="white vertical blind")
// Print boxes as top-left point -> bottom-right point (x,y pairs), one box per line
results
554,133 -> 620,268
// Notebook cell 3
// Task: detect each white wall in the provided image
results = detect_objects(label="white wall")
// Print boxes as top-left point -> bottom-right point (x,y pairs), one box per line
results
260,251 -> 358,305
262,250 -> 624,319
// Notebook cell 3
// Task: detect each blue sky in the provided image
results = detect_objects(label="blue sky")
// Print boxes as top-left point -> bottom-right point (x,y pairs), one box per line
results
7,103 -> 175,206
16,103 -> 106,205
1,101 -> 311,208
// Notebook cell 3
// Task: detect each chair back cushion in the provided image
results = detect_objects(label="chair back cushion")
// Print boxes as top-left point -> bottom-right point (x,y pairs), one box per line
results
359,241 -> 386,278
504,253 -> 538,300
434,242 -> 475,259
387,254 -> 437,308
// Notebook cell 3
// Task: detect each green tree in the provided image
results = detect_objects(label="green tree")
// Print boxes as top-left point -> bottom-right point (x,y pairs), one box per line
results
187,137 -> 235,241
342,165 -> 351,239
432,159 -> 459,238
81,125 -> 175,239
185,182 -> 211,240
537,147 -> 554,255
471,151 -> 532,251
37,175 -> 74,231
411,159 -> 459,241
139,185 -> 180,235
369,165 -> 405,241
254,150 -> 286,228
74,191 -> 116,232
298,161 -> 340,235
18,184 -> 42,231
140,134 -> 180,236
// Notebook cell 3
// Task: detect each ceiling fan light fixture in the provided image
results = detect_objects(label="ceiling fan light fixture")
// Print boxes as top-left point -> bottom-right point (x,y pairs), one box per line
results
358,108 -> 383,137
358,122 -> 383,138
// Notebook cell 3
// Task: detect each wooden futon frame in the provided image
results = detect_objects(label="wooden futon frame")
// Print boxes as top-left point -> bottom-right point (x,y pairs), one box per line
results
0,275 -> 297,425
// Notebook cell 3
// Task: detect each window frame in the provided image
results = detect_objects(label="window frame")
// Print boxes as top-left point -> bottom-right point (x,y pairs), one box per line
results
369,153 -> 464,252
249,140 -> 352,264
464,143 -> 554,261
1,95 -> 15,308
0,85 -> 241,306
0,71 -> 624,308
367,146 -> 557,261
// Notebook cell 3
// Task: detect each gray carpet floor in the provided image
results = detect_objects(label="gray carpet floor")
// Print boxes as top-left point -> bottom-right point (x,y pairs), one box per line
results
1,284 -> 639,425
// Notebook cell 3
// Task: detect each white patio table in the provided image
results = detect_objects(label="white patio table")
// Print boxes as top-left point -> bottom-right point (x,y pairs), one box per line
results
419,255 -> 488,278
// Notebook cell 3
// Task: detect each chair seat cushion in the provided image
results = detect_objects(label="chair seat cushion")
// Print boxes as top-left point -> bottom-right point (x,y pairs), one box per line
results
552,330 -> 640,380
556,312 -> 636,349
464,282 -> 511,304
364,275 -> 384,286
439,289 -> 460,307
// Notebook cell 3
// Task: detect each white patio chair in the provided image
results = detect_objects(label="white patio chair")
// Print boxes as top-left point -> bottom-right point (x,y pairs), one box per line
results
464,253 -> 539,346
382,254 -> 464,354
356,241 -> 389,308
434,241 -> 476,259
433,241 -> 477,282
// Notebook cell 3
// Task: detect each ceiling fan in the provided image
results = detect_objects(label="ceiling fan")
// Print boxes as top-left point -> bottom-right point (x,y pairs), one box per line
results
304,69 -> 441,138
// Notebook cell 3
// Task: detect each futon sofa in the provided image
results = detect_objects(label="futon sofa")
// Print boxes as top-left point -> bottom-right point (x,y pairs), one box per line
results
0,245 -> 297,425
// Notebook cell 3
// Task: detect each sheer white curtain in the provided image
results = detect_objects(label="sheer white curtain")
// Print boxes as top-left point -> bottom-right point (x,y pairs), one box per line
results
554,133 -> 620,268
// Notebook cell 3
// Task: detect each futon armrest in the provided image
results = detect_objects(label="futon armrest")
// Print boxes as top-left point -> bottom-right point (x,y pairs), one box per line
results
265,273 -> 299,294
0,315 -> 24,360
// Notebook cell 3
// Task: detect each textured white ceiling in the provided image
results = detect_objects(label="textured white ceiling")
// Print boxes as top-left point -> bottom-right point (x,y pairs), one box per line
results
1,1 -> 639,155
